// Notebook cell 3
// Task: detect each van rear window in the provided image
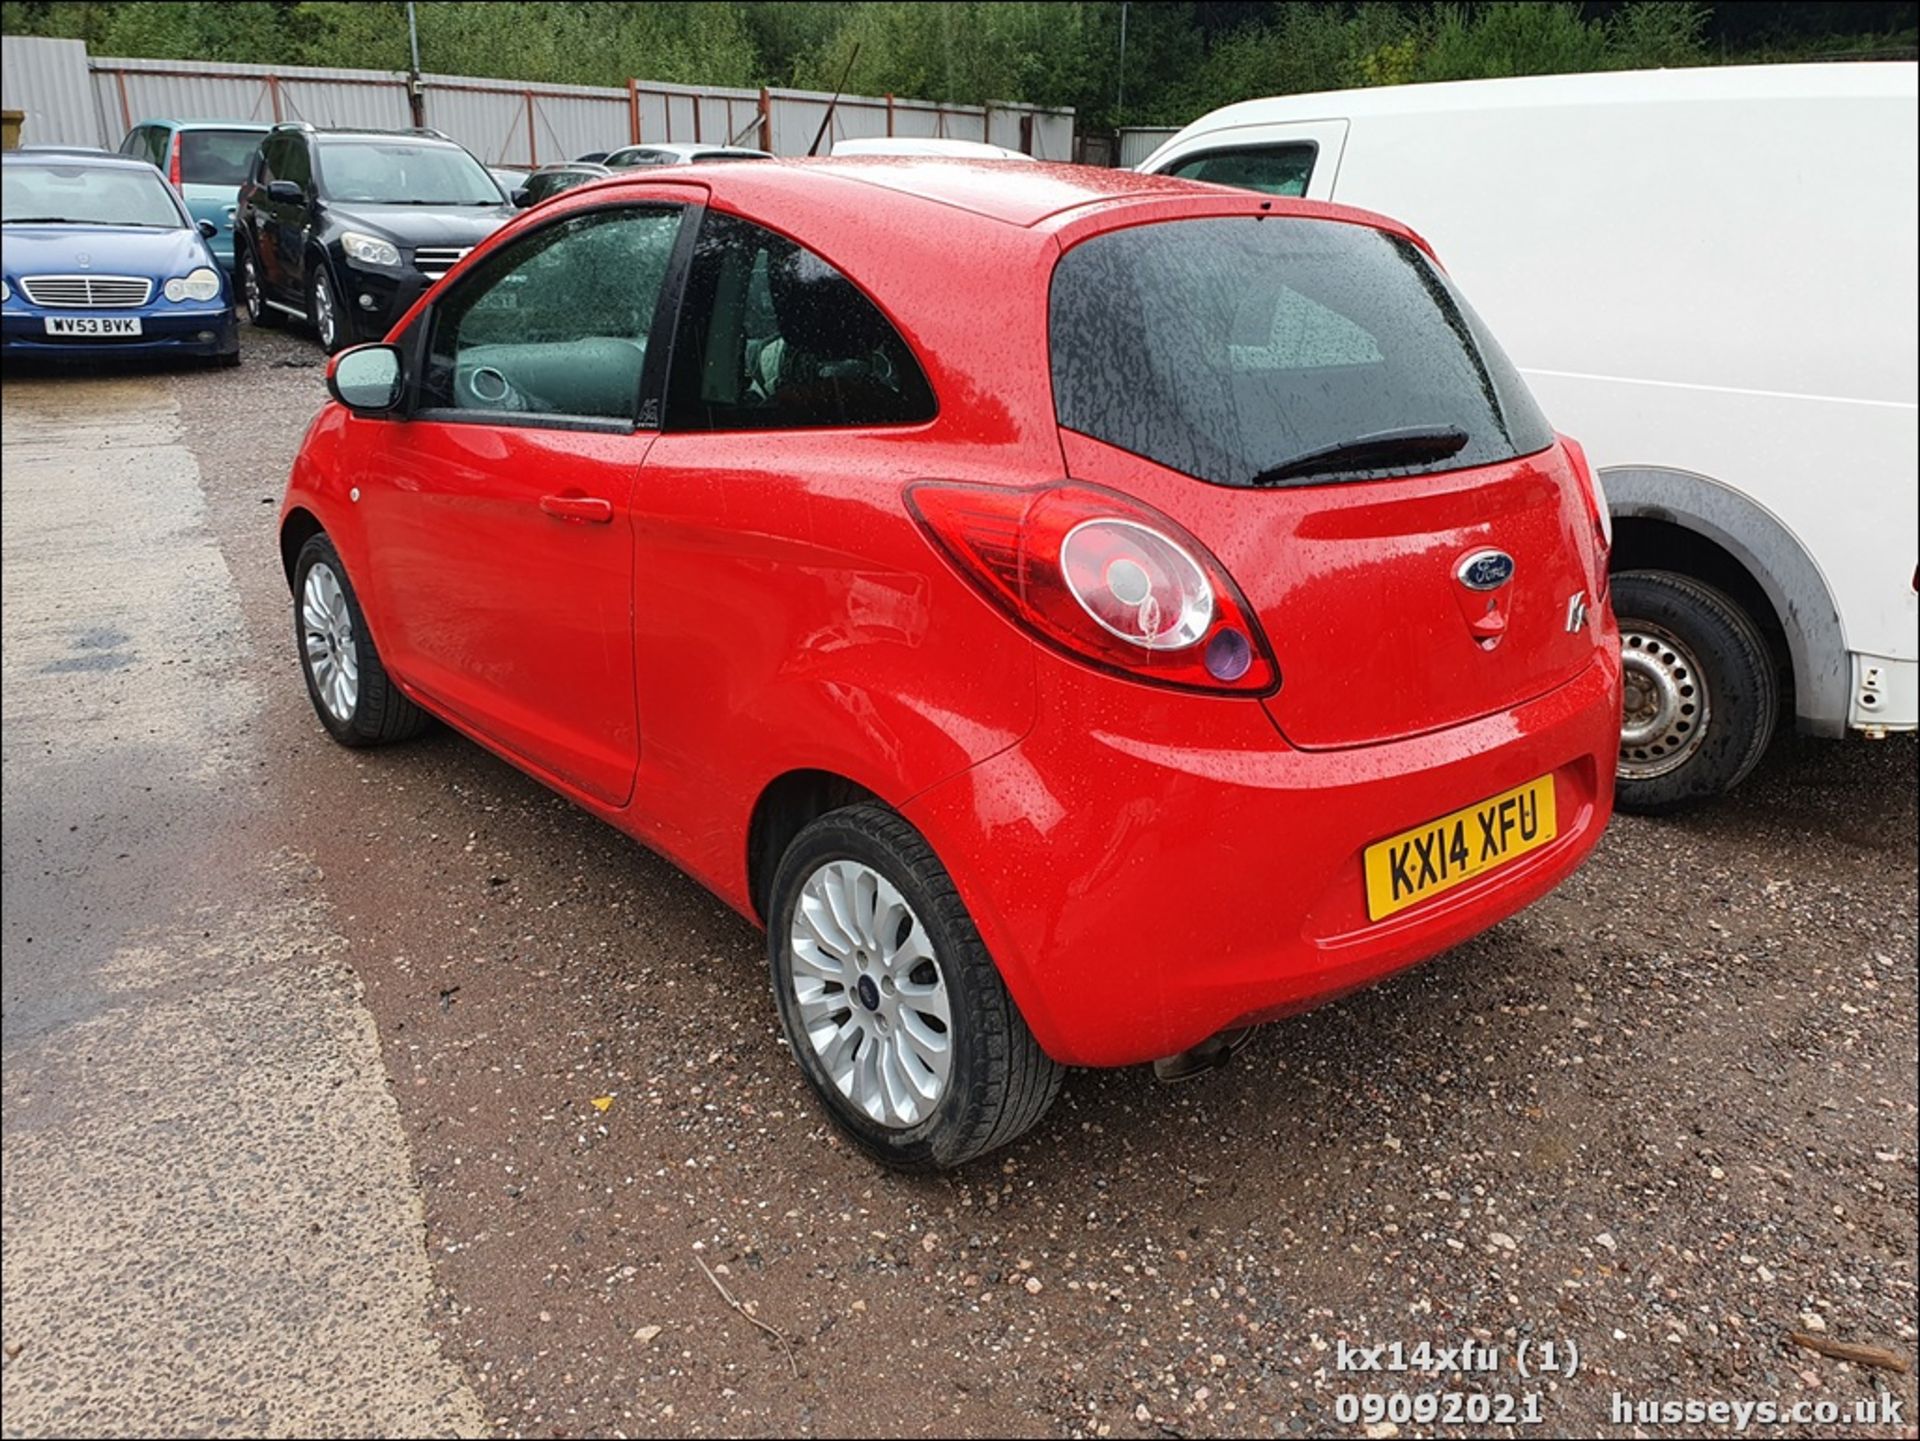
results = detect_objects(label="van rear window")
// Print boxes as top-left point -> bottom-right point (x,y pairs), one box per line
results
1049,217 -> 1553,488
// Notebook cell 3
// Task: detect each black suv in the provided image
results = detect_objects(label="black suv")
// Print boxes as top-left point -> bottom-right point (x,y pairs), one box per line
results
235,124 -> 515,352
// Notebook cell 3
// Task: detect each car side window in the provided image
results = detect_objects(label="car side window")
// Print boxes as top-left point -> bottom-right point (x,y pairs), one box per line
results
255,135 -> 283,185
1167,144 -> 1317,198
278,137 -> 312,193
666,210 -> 935,431
418,205 -> 684,422
118,126 -> 146,159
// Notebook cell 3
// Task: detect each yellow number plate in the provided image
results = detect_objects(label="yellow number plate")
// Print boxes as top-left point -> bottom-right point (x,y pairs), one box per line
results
1363,775 -> 1557,921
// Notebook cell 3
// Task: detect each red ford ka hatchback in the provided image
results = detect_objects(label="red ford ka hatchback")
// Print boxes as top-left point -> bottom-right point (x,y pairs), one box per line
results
280,159 -> 1622,1169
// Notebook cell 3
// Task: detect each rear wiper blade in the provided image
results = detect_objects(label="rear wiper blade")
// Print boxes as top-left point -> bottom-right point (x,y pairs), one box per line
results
1248,425 -> 1470,487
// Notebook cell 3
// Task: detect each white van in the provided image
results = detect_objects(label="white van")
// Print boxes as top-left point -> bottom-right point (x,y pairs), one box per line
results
1140,64 -> 1919,811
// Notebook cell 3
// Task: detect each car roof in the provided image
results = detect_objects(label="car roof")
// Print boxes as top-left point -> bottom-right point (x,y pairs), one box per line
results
132,119 -> 272,130
614,142 -> 769,158
3,149 -> 168,171
832,137 -> 1036,162
302,127 -> 461,145
691,156 -> 1253,230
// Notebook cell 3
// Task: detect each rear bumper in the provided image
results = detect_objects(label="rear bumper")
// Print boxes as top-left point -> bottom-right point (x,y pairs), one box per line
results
1,306 -> 238,360
905,644 -> 1623,1068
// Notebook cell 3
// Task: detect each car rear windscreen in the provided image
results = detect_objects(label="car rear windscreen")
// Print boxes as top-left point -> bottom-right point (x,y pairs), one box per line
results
1049,217 -> 1554,488
180,130 -> 262,187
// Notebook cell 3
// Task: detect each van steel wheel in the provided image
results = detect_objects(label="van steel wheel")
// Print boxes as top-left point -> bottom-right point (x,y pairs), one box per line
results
769,804 -> 1063,1170
291,533 -> 430,747
1611,570 -> 1777,814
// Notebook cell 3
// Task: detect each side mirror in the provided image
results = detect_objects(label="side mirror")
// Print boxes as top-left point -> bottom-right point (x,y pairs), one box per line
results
197,218 -> 218,238
266,179 -> 304,204
327,343 -> 404,414
511,187 -> 531,207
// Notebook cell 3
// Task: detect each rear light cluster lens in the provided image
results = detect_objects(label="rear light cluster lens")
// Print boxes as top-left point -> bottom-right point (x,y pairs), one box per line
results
1559,434 -> 1612,597
168,133 -> 182,187
907,481 -> 1279,694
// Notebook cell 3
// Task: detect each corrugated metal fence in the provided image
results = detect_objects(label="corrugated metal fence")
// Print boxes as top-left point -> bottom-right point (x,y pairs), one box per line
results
1117,126 -> 1180,169
2,38 -> 1073,163
2,35 -> 96,147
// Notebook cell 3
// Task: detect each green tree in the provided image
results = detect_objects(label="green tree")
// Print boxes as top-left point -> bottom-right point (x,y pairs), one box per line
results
1606,0 -> 1710,69
95,0 -> 317,63
1417,2 -> 1610,82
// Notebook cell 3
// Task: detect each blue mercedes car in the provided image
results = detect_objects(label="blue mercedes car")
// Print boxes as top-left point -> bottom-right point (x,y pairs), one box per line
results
2,150 -> 240,366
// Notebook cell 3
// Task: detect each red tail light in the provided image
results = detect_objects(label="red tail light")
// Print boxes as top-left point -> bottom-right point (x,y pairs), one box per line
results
168,133 -> 182,186
1559,434 -> 1611,598
906,481 -> 1279,695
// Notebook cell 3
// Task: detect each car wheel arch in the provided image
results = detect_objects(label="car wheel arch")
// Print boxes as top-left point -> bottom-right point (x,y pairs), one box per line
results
280,506 -> 325,591
1603,466 -> 1848,738
745,769 -> 888,925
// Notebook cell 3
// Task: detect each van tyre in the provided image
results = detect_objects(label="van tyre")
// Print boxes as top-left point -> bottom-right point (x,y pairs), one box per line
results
769,804 -> 1064,1171
1613,569 -> 1777,814
293,533 -> 431,747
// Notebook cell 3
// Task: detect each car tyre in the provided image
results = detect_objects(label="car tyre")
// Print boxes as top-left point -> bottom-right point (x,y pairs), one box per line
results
769,804 -> 1063,1171
293,533 -> 431,747
1612,569 -> 1777,814
239,240 -> 280,329
309,266 -> 346,355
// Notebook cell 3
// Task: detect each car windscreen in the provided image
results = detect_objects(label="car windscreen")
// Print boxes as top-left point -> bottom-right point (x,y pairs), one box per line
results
1049,216 -> 1554,488
316,141 -> 501,205
2,162 -> 185,228
179,130 -> 263,186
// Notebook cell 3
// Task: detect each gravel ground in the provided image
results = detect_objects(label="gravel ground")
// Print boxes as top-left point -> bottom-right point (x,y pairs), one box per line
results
10,318 -> 1918,1438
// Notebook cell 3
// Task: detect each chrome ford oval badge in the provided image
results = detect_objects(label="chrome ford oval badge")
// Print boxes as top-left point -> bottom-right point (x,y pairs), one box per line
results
1457,549 -> 1516,591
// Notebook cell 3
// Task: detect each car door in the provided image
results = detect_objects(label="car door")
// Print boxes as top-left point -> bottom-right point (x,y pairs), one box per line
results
251,134 -> 291,294
1152,119 -> 1350,201
270,133 -> 316,299
353,198 -> 696,805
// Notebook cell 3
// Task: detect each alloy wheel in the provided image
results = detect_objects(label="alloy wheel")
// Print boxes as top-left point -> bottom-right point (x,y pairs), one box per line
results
788,859 -> 953,1128
243,253 -> 263,323
302,562 -> 358,723
313,273 -> 337,351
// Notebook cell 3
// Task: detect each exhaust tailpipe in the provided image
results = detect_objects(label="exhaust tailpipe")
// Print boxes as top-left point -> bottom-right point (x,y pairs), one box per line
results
1152,1026 -> 1257,1083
